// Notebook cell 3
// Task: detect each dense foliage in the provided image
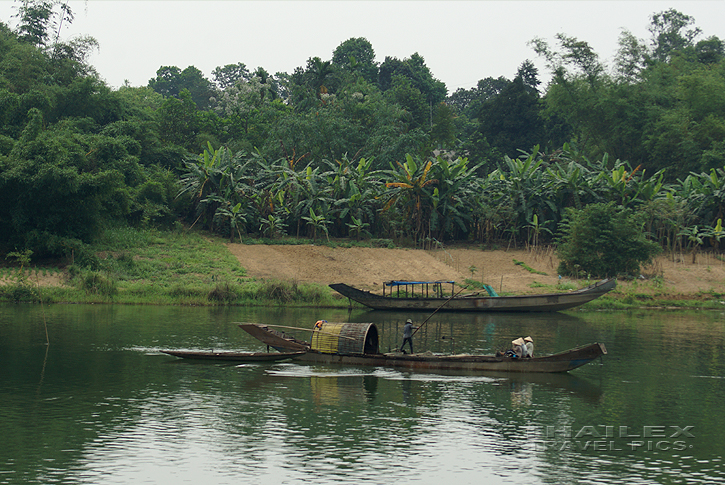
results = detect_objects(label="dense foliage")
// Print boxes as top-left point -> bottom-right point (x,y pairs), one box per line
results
1,4 -> 724,277
556,202 -> 662,278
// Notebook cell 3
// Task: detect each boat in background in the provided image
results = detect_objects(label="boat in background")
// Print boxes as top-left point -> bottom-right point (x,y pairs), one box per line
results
329,278 -> 616,312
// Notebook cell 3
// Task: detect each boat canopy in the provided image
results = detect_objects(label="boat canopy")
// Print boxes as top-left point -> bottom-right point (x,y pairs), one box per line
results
310,322 -> 379,355
383,280 -> 456,298
384,280 -> 455,286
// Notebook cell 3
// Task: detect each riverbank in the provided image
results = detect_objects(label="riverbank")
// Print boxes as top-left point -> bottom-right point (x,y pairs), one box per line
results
226,242 -> 725,308
1,229 -> 723,308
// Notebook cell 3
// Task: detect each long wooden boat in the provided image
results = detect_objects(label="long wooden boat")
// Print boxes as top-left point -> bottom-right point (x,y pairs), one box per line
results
237,322 -> 607,374
161,350 -> 305,362
329,278 -> 616,312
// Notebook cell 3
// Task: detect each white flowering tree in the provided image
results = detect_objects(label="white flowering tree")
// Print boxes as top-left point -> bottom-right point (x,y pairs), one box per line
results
210,74 -> 282,151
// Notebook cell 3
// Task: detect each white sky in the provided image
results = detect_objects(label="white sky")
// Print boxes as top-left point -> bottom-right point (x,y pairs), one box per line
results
1,1 -> 723,92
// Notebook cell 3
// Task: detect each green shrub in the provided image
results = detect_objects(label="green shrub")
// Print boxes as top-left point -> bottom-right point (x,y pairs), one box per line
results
463,279 -> 486,289
78,271 -> 117,297
556,202 -> 661,278
168,284 -> 206,299
513,259 -> 547,275
371,239 -> 395,248
296,283 -> 326,303
256,279 -> 298,302
0,283 -> 39,302
74,245 -> 102,271
207,281 -> 238,302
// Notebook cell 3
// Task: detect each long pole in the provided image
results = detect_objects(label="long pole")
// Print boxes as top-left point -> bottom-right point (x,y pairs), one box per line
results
410,286 -> 467,338
35,272 -> 49,345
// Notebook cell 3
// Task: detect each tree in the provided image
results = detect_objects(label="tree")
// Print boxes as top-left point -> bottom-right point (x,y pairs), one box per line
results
530,33 -> 604,86
556,202 -> 661,278
332,37 -> 378,83
212,73 -> 278,148
378,53 -> 447,105
0,110 -> 126,252
385,75 -> 429,130
430,102 -> 457,149
613,29 -> 650,82
649,9 -> 701,63
148,65 -> 183,98
14,0 -> 55,46
212,62 -> 250,89
156,90 -> 200,150
301,207 -> 330,242
476,75 -> 543,159
148,65 -> 214,109
641,61 -> 725,178
307,56 -> 335,97
531,34 -> 614,158
695,36 -> 725,64
516,59 -> 541,92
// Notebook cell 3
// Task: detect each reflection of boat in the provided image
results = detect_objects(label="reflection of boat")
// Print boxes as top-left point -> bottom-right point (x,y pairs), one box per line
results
161,350 -> 304,361
329,279 -> 616,312
238,322 -> 607,374
497,372 -> 604,403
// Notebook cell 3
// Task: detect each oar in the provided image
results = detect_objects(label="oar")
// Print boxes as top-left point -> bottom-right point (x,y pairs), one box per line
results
410,286 -> 468,338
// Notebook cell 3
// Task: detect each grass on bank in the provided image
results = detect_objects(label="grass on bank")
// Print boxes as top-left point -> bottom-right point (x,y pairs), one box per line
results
0,227 -> 344,306
2,227 -> 724,309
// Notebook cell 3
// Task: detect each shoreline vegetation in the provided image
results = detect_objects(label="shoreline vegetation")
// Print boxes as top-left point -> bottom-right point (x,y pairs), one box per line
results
3,10 -> 725,316
1,228 -> 724,311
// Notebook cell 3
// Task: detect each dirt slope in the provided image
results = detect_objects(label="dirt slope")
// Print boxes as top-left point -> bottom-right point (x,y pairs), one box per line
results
226,243 -> 725,296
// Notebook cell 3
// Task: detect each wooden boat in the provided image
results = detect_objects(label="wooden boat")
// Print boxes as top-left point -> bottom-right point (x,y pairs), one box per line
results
237,322 -> 607,374
161,349 -> 305,362
329,278 -> 616,312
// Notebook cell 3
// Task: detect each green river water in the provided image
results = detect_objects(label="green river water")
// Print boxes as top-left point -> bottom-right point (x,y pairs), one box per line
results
1,304 -> 724,484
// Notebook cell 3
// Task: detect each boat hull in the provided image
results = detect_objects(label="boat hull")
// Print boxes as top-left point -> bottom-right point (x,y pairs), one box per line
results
237,323 -> 607,374
294,343 -> 607,373
329,279 -> 616,312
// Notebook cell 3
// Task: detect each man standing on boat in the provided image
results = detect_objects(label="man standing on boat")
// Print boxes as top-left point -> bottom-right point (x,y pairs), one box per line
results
400,319 -> 418,354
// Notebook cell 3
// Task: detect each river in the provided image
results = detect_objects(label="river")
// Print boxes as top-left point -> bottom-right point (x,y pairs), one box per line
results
1,304 -> 724,484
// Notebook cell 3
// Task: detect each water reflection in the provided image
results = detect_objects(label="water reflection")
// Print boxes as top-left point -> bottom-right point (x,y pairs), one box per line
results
1,304 -> 724,484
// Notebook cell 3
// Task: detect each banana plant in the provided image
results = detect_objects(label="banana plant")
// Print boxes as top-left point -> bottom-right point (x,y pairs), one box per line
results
524,214 -> 553,249
302,207 -> 330,243
486,148 -> 556,243
381,153 -> 439,242
179,142 -> 258,235
426,155 -> 481,240
544,160 -> 593,210
700,218 -> 724,251
593,159 -> 666,208
209,199 -> 247,243
677,225 -> 705,263
683,167 -> 725,225
346,215 -> 370,240
259,212 -> 288,239
323,155 -> 381,237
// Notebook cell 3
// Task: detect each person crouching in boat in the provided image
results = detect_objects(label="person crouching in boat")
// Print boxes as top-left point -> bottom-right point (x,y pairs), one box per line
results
524,336 -> 534,357
511,337 -> 525,358
400,319 -> 418,354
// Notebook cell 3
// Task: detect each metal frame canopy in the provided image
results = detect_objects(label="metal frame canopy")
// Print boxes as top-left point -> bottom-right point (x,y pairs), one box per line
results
383,280 -> 456,298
